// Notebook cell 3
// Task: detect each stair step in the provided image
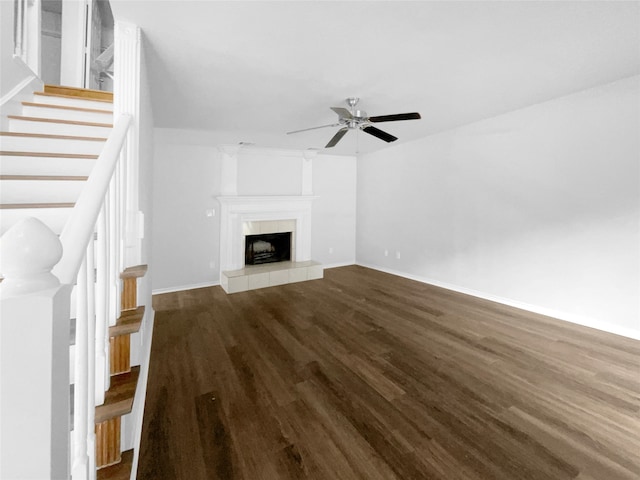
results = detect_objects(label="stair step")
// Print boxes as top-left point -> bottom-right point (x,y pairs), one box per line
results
95,366 -> 139,423
0,133 -> 104,155
0,202 -> 75,209
0,178 -> 85,203
120,265 -> 148,279
33,92 -> 113,111
0,155 -> 96,176
96,449 -> 133,480
22,102 -> 113,124
8,116 -> 112,137
0,151 -> 98,159
110,306 -> 145,337
0,175 -> 88,181
0,131 -> 107,141
0,205 -> 72,235
44,84 -> 113,102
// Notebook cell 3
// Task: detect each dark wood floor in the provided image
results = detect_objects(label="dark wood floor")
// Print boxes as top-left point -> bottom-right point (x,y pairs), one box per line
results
138,265 -> 640,480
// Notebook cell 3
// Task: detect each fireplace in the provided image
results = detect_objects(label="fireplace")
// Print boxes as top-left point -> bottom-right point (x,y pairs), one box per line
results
217,195 -> 323,293
245,232 -> 292,265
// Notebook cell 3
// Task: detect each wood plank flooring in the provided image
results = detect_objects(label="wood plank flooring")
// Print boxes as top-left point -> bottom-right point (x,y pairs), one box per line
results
138,265 -> 640,479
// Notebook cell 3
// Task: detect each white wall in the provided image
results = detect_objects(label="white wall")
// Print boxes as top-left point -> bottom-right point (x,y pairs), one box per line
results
357,75 -> 640,336
151,130 -> 220,291
151,130 -> 357,291
312,154 -> 357,267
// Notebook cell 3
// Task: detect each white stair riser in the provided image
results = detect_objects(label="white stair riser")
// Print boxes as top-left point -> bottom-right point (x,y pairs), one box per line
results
32,94 -> 113,111
9,118 -> 112,137
0,207 -> 72,235
0,179 -> 85,203
0,136 -> 105,155
0,156 -> 96,176
22,105 -> 113,124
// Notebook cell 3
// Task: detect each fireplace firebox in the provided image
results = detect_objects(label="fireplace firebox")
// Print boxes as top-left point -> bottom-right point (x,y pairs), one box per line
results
245,232 -> 292,265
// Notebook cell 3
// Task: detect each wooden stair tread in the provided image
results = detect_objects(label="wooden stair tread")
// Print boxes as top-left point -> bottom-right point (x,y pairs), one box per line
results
96,449 -> 133,480
95,366 -> 140,423
34,91 -> 113,104
0,151 -> 99,159
0,131 -> 107,141
110,306 -> 145,337
120,264 -> 148,279
0,202 -> 75,209
43,85 -> 113,102
22,101 -> 113,115
7,115 -> 113,128
0,175 -> 88,181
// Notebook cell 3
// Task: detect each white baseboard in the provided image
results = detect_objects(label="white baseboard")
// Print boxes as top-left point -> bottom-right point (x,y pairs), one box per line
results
357,262 -> 640,341
152,280 -> 220,295
323,261 -> 356,270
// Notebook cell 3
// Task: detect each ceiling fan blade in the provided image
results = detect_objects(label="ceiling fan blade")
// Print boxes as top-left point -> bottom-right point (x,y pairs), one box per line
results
368,112 -> 421,123
325,127 -> 349,148
287,123 -> 341,135
330,107 -> 353,119
362,125 -> 398,143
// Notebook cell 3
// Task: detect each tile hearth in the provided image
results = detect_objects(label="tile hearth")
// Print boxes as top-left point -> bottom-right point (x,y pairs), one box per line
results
221,260 -> 323,294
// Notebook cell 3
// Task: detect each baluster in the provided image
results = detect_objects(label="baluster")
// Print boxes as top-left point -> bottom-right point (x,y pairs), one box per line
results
108,177 -> 120,326
95,206 -> 108,404
13,0 -> 24,57
119,148 -> 128,269
72,256 -> 89,480
86,238 -> 97,477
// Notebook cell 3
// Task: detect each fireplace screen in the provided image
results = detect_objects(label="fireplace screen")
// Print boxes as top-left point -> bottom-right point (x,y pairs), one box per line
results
245,232 -> 292,265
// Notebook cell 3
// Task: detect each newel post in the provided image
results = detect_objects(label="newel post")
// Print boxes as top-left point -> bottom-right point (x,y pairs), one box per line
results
0,218 -> 71,479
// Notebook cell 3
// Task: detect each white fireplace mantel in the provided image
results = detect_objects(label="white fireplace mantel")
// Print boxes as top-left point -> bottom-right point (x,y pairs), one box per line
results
217,196 -> 318,279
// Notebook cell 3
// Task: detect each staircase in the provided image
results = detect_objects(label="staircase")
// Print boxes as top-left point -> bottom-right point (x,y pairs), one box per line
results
1,85 -> 112,236
0,85 -> 149,479
95,264 -> 147,478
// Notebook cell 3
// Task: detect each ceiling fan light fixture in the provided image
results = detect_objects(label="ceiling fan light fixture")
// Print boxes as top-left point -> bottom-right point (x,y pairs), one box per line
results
286,97 -> 421,148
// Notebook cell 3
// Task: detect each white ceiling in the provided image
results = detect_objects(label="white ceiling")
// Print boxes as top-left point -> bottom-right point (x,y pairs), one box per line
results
110,0 -> 640,155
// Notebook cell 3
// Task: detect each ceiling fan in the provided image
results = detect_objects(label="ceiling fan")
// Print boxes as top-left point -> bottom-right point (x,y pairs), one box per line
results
286,97 -> 421,148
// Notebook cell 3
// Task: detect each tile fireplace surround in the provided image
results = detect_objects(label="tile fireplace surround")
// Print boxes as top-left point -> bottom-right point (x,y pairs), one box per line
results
217,196 -> 323,293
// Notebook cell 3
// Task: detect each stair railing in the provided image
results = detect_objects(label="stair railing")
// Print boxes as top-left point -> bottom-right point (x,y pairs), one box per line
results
0,114 -> 133,479
12,0 -> 39,75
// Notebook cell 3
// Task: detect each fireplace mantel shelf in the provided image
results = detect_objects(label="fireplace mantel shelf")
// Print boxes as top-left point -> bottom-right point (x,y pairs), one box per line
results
217,195 -> 319,204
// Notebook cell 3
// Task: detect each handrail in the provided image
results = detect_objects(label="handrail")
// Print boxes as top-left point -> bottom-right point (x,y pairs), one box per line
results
53,114 -> 132,284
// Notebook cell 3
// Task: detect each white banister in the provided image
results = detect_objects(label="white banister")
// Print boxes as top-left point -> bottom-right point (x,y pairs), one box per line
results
53,114 -> 132,284
0,218 -> 71,478
1,113 -> 133,478
0,217 -> 62,297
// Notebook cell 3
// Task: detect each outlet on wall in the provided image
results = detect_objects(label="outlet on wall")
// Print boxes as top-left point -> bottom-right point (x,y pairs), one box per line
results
384,249 -> 389,257
329,247 -> 334,254
396,251 -> 401,260
209,260 -> 216,269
